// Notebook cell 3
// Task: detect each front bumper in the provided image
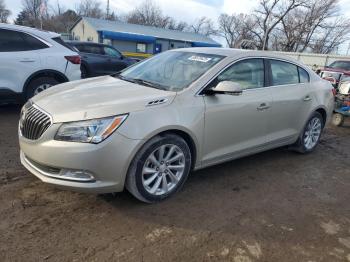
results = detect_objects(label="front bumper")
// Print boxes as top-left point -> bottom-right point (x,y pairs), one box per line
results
19,123 -> 142,194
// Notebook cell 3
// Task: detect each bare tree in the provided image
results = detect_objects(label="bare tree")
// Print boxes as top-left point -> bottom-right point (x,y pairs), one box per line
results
22,0 -> 48,20
20,0 -> 49,28
189,17 -> 217,36
277,0 -> 339,52
311,17 -> 350,54
44,9 -> 79,33
253,0 -> 307,50
218,13 -> 256,48
126,0 -> 163,26
0,0 -> 11,23
75,0 -> 103,19
125,0 -> 186,31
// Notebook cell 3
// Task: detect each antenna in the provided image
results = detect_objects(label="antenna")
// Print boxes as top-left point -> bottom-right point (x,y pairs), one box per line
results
106,0 -> 110,19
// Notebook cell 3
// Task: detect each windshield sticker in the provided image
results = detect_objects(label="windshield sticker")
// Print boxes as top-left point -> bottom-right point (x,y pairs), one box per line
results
188,56 -> 212,63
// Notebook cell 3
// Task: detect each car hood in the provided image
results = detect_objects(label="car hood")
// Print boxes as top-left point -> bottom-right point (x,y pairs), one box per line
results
32,76 -> 176,123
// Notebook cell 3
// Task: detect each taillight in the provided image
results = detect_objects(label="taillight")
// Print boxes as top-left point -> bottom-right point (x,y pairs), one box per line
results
65,55 -> 81,64
332,88 -> 337,96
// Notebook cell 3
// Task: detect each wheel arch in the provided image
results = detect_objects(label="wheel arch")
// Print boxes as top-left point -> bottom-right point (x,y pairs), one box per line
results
23,69 -> 69,94
126,127 -> 200,173
156,129 -> 198,170
314,107 -> 327,126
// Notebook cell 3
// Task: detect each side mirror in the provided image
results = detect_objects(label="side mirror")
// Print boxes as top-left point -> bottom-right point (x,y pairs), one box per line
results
210,81 -> 243,95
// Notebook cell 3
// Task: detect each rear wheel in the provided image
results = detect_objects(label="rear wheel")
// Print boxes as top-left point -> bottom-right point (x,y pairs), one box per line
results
332,113 -> 344,126
25,77 -> 59,100
292,112 -> 324,154
126,134 -> 191,203
81,65 -> 89,79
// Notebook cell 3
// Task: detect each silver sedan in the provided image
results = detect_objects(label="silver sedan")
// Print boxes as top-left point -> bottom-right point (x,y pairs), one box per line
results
19,48 -> 334,203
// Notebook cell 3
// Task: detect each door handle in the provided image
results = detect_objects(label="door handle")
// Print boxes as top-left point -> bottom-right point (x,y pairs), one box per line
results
257,103 -> 270,111
303,95 -> 312,102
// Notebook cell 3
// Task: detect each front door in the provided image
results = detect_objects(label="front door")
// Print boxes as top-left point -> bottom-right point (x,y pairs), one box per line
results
103,46 -> 127,74
202,58 -> 273,166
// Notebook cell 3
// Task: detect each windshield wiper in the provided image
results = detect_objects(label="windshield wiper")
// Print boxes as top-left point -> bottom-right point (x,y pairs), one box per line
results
132,78 -> 168,90
115,74 -> 137,84
115,75 -> 168,90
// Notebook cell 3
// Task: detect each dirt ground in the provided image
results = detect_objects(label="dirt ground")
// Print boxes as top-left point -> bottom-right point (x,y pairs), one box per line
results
0,104 -> 349,262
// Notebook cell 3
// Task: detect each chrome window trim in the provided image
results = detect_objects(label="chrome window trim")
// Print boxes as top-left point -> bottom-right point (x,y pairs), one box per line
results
195,56 -> 311,97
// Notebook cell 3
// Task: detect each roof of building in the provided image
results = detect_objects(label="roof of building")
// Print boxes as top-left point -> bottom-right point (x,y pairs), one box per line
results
72,17 -> 221,46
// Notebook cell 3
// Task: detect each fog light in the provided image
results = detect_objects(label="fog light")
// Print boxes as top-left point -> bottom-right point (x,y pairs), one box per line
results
60,170 -> 95,182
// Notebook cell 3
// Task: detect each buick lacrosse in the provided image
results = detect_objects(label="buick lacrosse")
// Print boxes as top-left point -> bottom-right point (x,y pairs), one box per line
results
19,48 -> 334,203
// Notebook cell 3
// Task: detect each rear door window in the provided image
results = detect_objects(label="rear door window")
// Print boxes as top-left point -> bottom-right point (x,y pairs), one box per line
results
298,67 -> 310,83
84,45 -> 104,55
270,60 -> 299,86
0,29 -> 48,52
53,37 -> 76,51
103,46 -> 122,58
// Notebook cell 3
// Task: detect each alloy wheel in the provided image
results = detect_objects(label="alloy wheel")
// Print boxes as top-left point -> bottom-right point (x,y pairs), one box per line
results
142,144 -> 185,196
34,83 -> 52,95
303,117 -> 322,150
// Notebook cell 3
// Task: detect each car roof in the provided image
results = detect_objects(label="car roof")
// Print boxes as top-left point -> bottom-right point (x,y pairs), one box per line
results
175,47 -> 304,66
0,23 -> 60,39
66,41 -> 105,46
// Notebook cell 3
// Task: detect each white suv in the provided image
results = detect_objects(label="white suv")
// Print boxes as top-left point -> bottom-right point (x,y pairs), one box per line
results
0,24 -> 81,102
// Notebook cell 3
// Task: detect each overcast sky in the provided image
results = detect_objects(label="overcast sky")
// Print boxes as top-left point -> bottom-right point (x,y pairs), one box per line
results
4,0 -> 350,53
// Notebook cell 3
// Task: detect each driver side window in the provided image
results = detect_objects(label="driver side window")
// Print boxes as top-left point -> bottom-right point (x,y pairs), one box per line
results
104,46 -> 121,58
214,58 -> 265,90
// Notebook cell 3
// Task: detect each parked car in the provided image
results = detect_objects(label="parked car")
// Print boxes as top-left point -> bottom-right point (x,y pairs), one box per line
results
66,41 -> 137,78
0,24 -> 81,103
19,48 -> 334,203
319,60 -> 350,88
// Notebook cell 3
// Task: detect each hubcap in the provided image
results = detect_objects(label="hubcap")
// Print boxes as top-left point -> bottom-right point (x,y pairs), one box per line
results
34,84 -> 52,95
142,144 -> 185,196
304,117 -> 322,150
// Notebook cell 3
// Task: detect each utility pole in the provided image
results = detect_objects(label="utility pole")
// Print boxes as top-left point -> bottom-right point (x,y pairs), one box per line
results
106,0 -> 110,19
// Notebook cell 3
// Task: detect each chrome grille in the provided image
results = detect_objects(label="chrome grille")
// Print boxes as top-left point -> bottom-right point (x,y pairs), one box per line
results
20,104 -> 52,140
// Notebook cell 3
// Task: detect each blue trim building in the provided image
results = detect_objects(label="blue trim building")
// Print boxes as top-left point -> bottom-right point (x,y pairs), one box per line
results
70,17 -> 221,57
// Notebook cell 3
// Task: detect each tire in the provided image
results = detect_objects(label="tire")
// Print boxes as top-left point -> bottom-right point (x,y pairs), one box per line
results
25,77 -> 60,100
126,134 -> 192,203
81,65 -> 89,79
292,111 -> 324,154
332,113 -> 344,126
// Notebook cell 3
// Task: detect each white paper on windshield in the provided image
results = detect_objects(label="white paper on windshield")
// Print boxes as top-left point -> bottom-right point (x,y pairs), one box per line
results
188,56 -> 212,63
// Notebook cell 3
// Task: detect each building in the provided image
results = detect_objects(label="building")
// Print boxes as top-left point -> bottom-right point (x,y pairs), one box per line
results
70,17 -> 221,58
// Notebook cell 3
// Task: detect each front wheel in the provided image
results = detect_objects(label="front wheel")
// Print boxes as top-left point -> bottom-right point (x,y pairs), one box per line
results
25,77 -> 59,100
126,134 -> 192,203
292,112 -> 324,154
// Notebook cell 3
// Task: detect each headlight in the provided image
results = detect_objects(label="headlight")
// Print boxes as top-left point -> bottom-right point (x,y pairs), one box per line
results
55,114 -> 128,143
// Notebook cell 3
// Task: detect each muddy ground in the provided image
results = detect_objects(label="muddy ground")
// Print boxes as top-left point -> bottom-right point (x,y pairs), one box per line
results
0,104 -> 349,262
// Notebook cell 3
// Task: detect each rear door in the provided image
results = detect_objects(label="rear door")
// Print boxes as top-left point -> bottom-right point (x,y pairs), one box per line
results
266,59 -> 314,144
102,46 -> 128,74
0,29 -> 44,93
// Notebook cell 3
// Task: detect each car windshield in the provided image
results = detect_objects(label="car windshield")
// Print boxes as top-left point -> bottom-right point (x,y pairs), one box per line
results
118,51 -> 224,91
327,61 -> 350,70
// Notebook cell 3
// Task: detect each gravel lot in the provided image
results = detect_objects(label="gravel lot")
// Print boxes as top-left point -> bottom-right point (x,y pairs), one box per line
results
0,104 -> 349,262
